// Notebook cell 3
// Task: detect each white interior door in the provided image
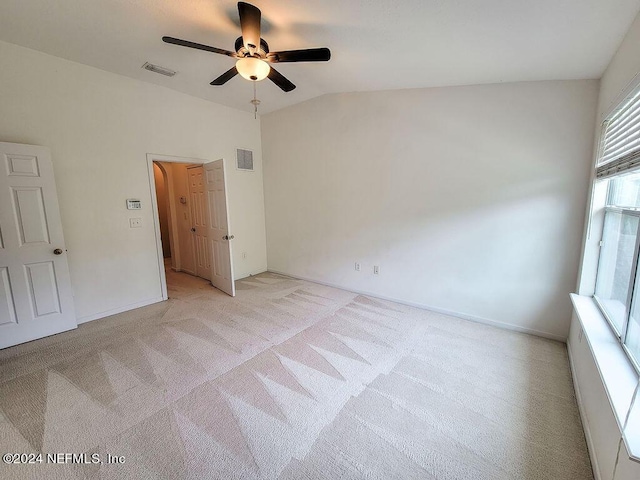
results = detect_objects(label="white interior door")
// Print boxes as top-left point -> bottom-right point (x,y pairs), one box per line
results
187,165 -> 211,281
0,142 -> 77,349
204,160 -> 235,296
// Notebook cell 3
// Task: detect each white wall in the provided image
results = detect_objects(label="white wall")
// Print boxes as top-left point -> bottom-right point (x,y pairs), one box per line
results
262,80 -> 598,340
0,40 -> 268,322
570,12 -> 640,480
598,13 -> 640,121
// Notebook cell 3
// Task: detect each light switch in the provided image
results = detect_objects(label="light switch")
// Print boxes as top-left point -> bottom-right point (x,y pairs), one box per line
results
129,218 -> 142,228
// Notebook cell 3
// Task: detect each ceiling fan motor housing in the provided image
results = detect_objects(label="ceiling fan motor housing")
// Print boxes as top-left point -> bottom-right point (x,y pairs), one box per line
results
234,37 -> 270,58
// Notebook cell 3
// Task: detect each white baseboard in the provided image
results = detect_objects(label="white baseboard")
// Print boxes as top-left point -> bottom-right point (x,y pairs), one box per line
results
236,269 -> 269,281
267,269 -> 566,342
75,270 -> 566,341
567,339 -> 601,480
76,297 -> 165,324
75,269 -> 269,325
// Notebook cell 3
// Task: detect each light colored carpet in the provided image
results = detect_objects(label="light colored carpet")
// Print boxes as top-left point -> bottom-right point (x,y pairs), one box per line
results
0,270 -> 592,479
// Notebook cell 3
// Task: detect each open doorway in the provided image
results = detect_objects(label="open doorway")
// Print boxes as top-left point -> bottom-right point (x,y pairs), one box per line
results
147,154 -> 236,300
152,162 -> 173,268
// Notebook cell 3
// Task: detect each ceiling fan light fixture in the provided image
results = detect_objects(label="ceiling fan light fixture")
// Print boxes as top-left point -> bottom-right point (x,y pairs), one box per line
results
163,2 -> 329,92
236,57 -> 270,81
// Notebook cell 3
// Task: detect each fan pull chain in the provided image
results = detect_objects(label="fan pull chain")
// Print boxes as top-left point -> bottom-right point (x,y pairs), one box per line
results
250,81 -> 261,119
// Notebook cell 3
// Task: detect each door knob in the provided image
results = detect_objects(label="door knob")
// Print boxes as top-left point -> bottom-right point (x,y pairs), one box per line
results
53,248 -> 63,255
191,227 -> 196,232
223,235 -> 234,240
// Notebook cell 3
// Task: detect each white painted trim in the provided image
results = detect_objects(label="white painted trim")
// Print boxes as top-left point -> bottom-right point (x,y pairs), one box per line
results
570,294 -> 640,467
236,270 -> 267,281
267,269 -> 566,342
146,153 -> 209,301
76,297 -> 164,324
568,338 -> 602,480
76,265 -> 262,326
147,153 -> 210,164
570,294 -> 640,429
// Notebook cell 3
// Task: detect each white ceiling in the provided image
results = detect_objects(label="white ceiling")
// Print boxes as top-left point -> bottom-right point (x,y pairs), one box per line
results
0,0 -> 639,114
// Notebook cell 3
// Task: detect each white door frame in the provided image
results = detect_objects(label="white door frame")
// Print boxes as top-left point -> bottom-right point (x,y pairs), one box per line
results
146,153 -> 208,300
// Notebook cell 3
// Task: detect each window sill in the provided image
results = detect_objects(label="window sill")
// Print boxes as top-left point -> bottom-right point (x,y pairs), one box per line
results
570,293 -> 640,462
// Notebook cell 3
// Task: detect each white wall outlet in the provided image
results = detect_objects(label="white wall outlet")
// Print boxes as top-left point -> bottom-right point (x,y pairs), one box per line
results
374,265 -> 380,275
242,252 -> 247,260
129,218 -> 142,228
355,262 -> 361,271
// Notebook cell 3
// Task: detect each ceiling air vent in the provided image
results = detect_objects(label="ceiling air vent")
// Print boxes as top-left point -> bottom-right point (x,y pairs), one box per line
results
236,149 -> 254,171
142,62 -> 176,77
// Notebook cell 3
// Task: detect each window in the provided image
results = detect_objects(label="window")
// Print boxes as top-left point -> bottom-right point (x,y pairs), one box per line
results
595,174 -> 640,366
594,87 -> 640,371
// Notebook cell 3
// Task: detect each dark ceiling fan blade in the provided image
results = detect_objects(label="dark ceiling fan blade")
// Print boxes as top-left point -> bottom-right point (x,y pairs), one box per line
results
238,2 -> 261,52
268,66 -> 296,92
210,67 -> 238,86
162,36 -> 236,57
267,48 -> 331,63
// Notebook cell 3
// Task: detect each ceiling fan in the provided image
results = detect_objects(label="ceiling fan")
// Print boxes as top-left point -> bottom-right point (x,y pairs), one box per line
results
162,1 -> 331,92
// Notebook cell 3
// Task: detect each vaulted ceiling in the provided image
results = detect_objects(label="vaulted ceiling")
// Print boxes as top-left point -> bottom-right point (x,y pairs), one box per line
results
0,0 -> 639,114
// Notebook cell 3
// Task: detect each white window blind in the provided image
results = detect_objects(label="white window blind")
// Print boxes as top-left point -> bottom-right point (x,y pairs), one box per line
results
597,89 -> 640,179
